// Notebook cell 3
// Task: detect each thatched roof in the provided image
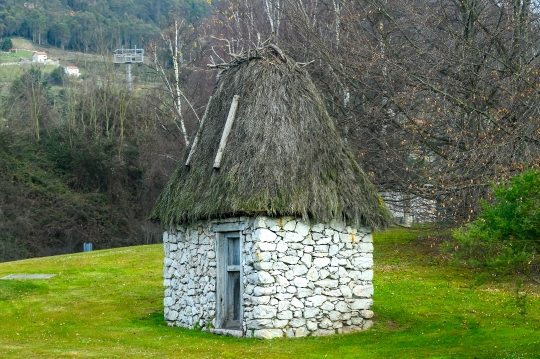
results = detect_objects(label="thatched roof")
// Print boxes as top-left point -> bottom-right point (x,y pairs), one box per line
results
151,45 -> 391,229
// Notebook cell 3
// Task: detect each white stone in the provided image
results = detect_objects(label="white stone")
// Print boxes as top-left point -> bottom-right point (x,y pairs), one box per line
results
322,289 -> 342,297
302,234 -> 315,245
300,253 -> 312,267
361,232 -> 373,242
290,297 -> 305,309
315,279 -> 339,288
284,270 -> 294,280
257,228 -> 278,242
339,285 -> 353,298
292,265 -> 308,276
276,241 -> 288,252
254,261 -> 273,270
278,300 -> 291,311
319,317 -> 333,329
254,329 -> 283,339
273,262 -> 289,271
277,310 -> 293,320
259,242 -> 277,251
352,285 -> 374,298
284,232 -> 304,242
313,257 -> 331,268
306,267 -> 319,281
335,301 -> 349,313
329,311 -> 342,321
273,319 -> 289,328
319,269 -> 330,279
321,301 -> 334,311
293,277 -> 308,288
353,256 -> 373,269
359,270 -> 374,281
359,242 -> 374,252
296,222 -> 310,236
275,275 -> 289,286
251,296 -> 271,305
283,220 -> 297,231
360,310 -> 374,319
303,245 -> 314,253
253,305 -> 278,319
253,286 -> 276,296
281,256 -> 299,265
350,298 -> 373,310
311,223 -> 325,232
296,288 -> 313,298
293,324 -> 309,336
286,327 -> 295,338
307,320 -> 318,331
303,307 -> 320,318
307,295 -> 327,307
329,245 -> 339,256
340,233 -> 355,243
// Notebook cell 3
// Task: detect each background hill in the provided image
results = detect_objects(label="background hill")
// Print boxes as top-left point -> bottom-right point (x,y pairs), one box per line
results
0,0 -> 211,52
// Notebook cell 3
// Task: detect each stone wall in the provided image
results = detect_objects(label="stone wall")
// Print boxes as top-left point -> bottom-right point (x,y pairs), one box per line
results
163,216 -> 375,338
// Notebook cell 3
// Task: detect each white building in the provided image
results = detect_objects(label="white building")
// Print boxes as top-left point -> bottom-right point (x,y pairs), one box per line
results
32,51 -> 47,63
64,66 -> 80,77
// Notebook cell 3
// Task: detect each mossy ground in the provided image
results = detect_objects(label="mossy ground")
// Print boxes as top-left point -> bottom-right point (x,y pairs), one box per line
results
0,227 -> 538,358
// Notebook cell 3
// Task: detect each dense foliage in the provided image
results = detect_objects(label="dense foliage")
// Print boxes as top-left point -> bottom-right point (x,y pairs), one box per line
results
0,0 -> 211,52
451,170 -> 540,272
1,37 -> 12,51
0,67 -> 181,262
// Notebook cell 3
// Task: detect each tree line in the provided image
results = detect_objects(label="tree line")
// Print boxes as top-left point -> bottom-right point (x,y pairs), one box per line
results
0,0 -> 211,52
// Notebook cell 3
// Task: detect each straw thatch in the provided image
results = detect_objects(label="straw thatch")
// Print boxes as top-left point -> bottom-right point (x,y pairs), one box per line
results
151,45 -> 392,229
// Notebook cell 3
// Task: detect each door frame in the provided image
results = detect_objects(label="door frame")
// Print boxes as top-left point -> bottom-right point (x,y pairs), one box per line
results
213,222 -> 245,330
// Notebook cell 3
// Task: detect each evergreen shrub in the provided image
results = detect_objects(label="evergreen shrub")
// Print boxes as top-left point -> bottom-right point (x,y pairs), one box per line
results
450,169 -> 540,273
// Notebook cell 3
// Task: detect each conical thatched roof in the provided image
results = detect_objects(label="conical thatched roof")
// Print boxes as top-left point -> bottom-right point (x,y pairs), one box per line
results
151,45 -> 391,229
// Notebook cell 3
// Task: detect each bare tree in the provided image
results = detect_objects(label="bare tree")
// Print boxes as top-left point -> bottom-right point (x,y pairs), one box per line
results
148,17 -> 202,147
210,0 -> 540,223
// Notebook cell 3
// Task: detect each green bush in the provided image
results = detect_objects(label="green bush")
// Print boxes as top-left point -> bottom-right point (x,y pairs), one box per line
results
1,38 -> 13,52
450,169 -> 540,273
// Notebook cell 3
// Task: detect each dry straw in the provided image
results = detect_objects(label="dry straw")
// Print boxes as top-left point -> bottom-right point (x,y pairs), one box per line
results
151,45 -> 391,229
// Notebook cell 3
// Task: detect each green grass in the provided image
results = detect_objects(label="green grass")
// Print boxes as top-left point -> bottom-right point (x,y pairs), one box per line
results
0,227 -> 538,358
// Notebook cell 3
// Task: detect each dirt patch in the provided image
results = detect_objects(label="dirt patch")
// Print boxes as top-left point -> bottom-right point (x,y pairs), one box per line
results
1,274 -> 55,280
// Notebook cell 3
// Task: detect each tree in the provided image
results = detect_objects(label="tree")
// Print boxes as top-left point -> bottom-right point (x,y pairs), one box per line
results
211,0 -> 540,223
48,23 -> 71,49
1,37 -> 12,51
147,17 -> 202,147
6,67 -> 51,140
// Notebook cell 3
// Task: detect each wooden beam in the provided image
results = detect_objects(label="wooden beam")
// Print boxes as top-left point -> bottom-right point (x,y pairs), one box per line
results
213,95 -> 240,169
185,96 -> 213,166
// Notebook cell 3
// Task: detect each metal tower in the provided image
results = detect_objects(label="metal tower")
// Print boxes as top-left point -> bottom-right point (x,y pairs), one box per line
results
113,46 -> 144,90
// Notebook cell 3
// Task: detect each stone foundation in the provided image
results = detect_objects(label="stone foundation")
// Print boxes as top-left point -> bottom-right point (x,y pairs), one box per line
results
163,216 -> 374,338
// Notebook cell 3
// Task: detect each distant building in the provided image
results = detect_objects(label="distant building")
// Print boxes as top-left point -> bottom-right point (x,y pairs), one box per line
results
33,51 -> 47,63
64,66 -> 80,77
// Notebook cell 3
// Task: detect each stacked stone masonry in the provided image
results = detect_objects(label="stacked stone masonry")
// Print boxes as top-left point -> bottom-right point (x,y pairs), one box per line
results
163,216 -> 375,339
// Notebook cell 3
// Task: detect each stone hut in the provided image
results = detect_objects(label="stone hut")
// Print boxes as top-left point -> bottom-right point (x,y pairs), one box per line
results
151,45 -> 392,339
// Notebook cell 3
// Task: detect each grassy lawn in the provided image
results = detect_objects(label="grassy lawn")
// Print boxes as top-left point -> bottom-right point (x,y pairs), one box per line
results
0,227 -> 538,358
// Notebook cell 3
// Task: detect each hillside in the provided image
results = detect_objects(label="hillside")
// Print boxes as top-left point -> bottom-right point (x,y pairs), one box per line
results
0,0 -> 211,52
0,228 -> 539,358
